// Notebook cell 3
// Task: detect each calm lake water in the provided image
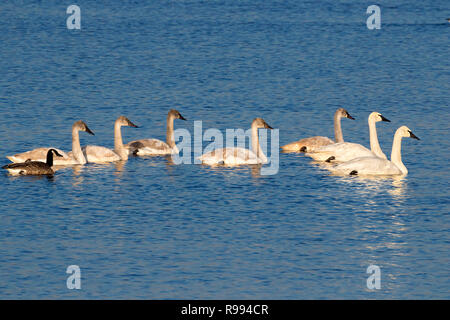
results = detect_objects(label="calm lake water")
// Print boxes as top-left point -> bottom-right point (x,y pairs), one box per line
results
0,0 -> 449,299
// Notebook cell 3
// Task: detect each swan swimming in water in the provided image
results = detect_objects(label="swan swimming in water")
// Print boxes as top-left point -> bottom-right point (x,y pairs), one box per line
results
328,126 -> 420,176
126,109 -> 186,156
3,149 -> 63,175
77,116 -> 138,163
198,118 -> 273,166
281,108 -> 355,152
6,121 -> 94,165
306,112 -> 391,162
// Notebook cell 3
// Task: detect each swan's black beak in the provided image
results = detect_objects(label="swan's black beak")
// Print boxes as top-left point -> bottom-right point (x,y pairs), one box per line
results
179,114 -> 187,121
265,123 -> 273,129
85,126 -> 95,135
128,120 -> 139,128
347,113 -> 355,120
409,130 -> 420,140
380,115 -> 391,122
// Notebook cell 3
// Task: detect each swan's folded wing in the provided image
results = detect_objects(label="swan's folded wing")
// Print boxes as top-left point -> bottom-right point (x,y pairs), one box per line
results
307,142 -> 374,162
126,139 -> 173,155
7,147 -> 69,163
82,146 -> 121,163
199,148 -> 262,165
281,136 -> 334,152
329,157 -> 401,175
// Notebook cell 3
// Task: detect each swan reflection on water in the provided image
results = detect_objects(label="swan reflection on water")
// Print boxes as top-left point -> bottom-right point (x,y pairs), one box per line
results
326,170 -> 408,204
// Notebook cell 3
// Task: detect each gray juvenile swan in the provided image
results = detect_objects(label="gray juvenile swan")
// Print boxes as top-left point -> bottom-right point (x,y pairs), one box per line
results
78,116 -> 138,163
3,149 -> 63,175
198,118 -> 273,166
6,121 -> 95,165
328,126 -> 420,176
306,112 -> 390,162
126,109 -> 187,156
281,108 -> 355,152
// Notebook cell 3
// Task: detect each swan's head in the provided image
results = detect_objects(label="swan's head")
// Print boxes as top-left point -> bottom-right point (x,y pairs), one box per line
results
116,116 -> 139,128
252,118 -> 273,129
369,112 -> 390,123
73,120 -> 95,135
337,108 -> 355,120
169,109 -> 187,121
397,126 -> 420,140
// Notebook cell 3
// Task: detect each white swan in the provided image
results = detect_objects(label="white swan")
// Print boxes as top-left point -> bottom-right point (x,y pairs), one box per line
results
6,121 -> 94,165
77,116 -> 138,163
281,108 -> 355,152
126,109 -> 186,156
198,118 -> 273,166
306,112 -> 390,162
328,126 -> 420,176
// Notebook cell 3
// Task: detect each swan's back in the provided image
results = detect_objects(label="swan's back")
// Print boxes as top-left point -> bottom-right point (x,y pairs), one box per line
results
7,147 -> 70,164
81,145 -> 121,163
199,147 -> 263,165
126,139 -> 173,155
307,142 -> 376,162
281,136 -> 334,152
329,156 -> 402,175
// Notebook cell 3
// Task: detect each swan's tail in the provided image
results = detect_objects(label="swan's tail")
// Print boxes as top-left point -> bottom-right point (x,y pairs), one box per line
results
6,155 -> 20,163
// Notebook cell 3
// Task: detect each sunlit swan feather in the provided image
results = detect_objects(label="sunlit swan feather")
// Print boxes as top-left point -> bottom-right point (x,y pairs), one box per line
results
126,109 -> 186,156
6,121 -> 94,165
306,112 -> 390,162
198,118 -> 273,166
281,108 -> 354,152
328,126 -> 420,176
75,116 -> 138,163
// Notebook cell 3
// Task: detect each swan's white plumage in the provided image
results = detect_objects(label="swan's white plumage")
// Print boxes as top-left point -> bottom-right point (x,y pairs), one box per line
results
328,156 -> 402,175
127,109 -> 186,156
306,142 -> 377,162
281,136 -> 334,152
72,146 -> 121,163
306,112 -> 390,162
327,126 -> 419,176
7,148 -> 73,165
126,139 -> 177,156
80,116 -> 137,163
199,118 -> 272,167
6,121 -> 94,165
281,108 -> 354,152
199,147 -> 265,166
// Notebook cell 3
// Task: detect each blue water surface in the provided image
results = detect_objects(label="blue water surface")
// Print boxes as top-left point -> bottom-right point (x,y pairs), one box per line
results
0,0 -> 449,299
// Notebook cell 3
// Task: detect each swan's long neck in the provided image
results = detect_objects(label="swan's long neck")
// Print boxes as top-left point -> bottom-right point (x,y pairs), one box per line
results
334,112 -> 344,143
251,125 -> 267,163
390,131 -> 407,175
114,122 -> 128,160
368,118 -> 386,159
71,127 -> 86,164
166,114 -> 176,149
